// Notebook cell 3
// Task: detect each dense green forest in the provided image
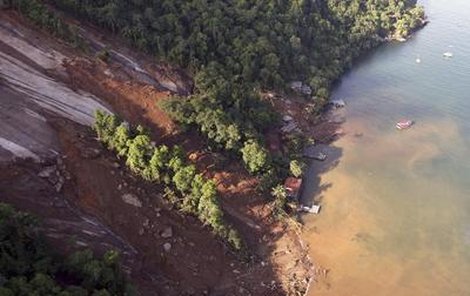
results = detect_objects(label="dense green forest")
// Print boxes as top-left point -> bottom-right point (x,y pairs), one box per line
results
0,203 -> 134,296
6,0 -> 425,176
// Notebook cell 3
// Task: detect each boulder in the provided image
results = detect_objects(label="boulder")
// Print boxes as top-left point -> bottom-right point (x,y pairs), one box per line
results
161,226 -> 173,238
163,242 -> 172,252
301,85 -> 312,95
121,193 -> 142,208
281,121 -> 298,134
38,166 -> 57,178
81,148 -> 101,159
289,81 -> 302,91
55,176 -> 64,192
282,115 -> 294,122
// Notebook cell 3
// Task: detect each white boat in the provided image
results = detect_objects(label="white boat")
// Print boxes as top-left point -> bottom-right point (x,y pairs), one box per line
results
396,120 -> 414,130
443,52 -> 453,58
299,204 -> 321,214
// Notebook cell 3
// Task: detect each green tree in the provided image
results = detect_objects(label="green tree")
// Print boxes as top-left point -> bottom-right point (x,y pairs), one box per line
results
143,145 -> 170,181
182,173 -> 205,213
110,123 -> 130,157
125,135 -> 153,173
197,180 -> 221,227
93,110 -> 118,146
271,184 -> 287,215
289,159 -> 305,178
240,140 -> 268,174
172,165 -> 196,194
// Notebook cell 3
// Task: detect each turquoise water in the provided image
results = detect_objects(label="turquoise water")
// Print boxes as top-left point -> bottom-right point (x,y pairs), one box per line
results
304,1 -> 470,295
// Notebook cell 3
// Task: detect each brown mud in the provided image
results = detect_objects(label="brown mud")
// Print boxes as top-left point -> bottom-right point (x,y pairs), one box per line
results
0,10 -> 316,295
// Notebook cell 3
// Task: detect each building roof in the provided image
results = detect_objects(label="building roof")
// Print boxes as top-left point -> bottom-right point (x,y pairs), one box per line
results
284,177 -> 302,197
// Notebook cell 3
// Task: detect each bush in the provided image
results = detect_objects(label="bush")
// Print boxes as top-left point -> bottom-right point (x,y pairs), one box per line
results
271,184 -> 288,216
289,160 -> 305,178
96,48 -> 110,62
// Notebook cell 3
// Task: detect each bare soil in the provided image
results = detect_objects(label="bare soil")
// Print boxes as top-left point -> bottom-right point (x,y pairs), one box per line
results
0,10 -> 313,296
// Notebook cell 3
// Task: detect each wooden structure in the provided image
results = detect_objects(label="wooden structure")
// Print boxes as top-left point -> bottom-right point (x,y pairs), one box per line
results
284,177 -> 302,199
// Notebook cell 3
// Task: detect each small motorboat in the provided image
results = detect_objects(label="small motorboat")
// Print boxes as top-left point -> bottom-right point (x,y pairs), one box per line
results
396,120 -> 414,130
443,52 -> 453,58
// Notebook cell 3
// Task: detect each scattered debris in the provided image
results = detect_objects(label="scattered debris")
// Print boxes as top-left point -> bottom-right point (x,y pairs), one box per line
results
290,81 -> 302,91
281,121 -> 298,134
354,132 -> 364,138
396,120 -> 414,130
290,81 -> 312,95
303,148 -> 327,161
142,218 -> 150,228
55,177 -> 64,192
301,85 -> 312,95
284,177 -> 303,199
330,99 -> 346,108
38,165 -> 57,178
81,148 -> 101,159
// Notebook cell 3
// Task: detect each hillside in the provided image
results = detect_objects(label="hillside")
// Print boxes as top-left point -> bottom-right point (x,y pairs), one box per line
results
43,0 -> 425,185
0,1 -> 425,295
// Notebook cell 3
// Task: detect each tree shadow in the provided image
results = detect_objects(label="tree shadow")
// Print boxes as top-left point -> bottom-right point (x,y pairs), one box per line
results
299,142 -> 343,211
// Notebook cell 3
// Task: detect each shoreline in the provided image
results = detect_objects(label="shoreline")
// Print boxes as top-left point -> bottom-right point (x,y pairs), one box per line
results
294,19 -> 429,295
0,5 -> 429,295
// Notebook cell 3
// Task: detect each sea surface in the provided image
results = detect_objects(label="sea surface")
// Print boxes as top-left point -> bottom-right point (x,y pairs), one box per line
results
303,1 -> 470,295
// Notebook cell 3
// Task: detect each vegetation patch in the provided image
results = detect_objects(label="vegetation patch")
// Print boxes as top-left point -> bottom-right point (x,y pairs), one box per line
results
5,0 -> 84,47
0,203 -> 134,296
93,110 -> 243,251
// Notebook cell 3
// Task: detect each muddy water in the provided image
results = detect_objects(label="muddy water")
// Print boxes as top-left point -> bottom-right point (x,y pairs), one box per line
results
303,1 -> 470,295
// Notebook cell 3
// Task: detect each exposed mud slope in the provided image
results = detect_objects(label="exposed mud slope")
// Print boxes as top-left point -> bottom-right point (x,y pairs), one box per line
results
51,118 -> 290,295
0,10 -> 313,295
63,57 -> 177,137
0,11 -> 167,295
